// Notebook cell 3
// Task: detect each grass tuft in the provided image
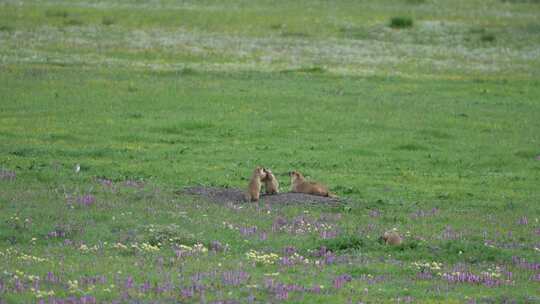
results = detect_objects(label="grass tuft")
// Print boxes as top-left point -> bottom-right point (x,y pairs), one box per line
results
318,235 -> 365,252
63,18 -> 84,26
281,66 -> 326,74
395,143 -> 427,151
45,9 -> 69,18
390,16 -> 414,29
480,33 -> 496,42
0,25 -> 14,32
101,16 -> 116,26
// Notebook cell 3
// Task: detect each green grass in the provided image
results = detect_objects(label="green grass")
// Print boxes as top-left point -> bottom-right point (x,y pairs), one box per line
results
0,0 -> 539,303
390,16 -> 414,29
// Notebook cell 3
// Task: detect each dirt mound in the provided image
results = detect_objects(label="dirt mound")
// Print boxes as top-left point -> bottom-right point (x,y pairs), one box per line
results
182,186 -> 343,205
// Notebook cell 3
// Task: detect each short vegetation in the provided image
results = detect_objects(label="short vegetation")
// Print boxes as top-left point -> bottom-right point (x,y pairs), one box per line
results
0,0 -> 539,303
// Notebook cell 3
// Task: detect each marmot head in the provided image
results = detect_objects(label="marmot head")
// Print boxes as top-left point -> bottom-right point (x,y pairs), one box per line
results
263,168 -> 274,180
253,167 -> 267,179
288,170 -> 304,181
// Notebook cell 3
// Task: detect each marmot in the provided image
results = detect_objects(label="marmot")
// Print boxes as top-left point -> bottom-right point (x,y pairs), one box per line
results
289,170 -> 336,197
262,168 -> 279,194
381,230 -> 402,246
245,167 -> 267,202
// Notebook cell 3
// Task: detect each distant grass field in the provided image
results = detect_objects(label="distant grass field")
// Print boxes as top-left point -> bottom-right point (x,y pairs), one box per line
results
1,0 -> 539,303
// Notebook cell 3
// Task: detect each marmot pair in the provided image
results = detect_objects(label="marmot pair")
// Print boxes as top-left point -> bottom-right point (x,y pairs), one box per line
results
245,167 -> 279,202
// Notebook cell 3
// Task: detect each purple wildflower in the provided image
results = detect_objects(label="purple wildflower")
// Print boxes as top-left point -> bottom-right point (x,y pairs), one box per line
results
239,226 -> 258,236
272,216 -> 287,232
512,256 -> 540,270
411,207 -> 439,219
416,272 -> 433,280
97,178 -> 113,187
441,225 -> 462,240
324,251 -> 336,265
140,281 -> 151,293
46,272 -> 58,283
518,216 -> 528,225
369,209 -> 380,218
333,274 -> 352,289
181,287 -> 194,298
275,286 -> 289,300
124,276 -> 134,289
0,169 -> 16,180
309,284 -> 322,293
222,271 -> 249,286
320,229 -> 339,239
283,246 -> 297,256
77,194 -> 95,206
313,246 -> 336,265
123,180 -> 144,188
14,278 -> 24,292
48,227 -> 67,239
80,295 -> 96,304
280,256 -> 294,266
440,271 -> 511,287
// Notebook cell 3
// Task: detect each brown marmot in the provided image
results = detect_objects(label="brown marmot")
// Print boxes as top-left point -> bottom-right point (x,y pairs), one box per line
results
245,167 -> 267,202
262,168 -> 279,194
381,230 -> 402,246
289,170 -> 336,197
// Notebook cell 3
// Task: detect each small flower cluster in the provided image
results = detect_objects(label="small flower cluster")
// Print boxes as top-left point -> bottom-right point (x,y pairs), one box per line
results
512,256 -> 540,271
67,279 -> 79,292
410,208 -> 439,219
7,215 -> 31,230
78,244 -> 99,253
440,226 -> 463,240
8,269 -> 35,281
480,266 -> 503,278
139,242 -> 160,252
112,242 -> 160,253
17,253 -> 47,263
264,278 -> 323,300
174,243 -> 208,258
96,178 -> 114,187
412,261 -> 443,274
77,194 -> 96,206
223,221 -> 267,240
319,229 -> 340,239
312,246 -> 337,266
33,288 -> 55,298
221,270 -> 250,286
246,250 -> 279,265
144,223 -> 199,245
517,216 -> 528,225
271,215 -> 337,235
280,252 -> 310,266
47,228 -> 67,239
440,270 -> 513,287
112,242 -> 129,250
369,209 -> 381,218
333,274 -> 353,289
123,179 -> 145,188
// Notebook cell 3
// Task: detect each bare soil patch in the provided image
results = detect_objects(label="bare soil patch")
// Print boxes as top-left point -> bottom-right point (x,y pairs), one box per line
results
181,186 -> 343,205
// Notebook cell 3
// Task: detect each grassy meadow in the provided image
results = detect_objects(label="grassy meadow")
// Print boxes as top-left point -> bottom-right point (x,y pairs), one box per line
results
1,0 -> 540,302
